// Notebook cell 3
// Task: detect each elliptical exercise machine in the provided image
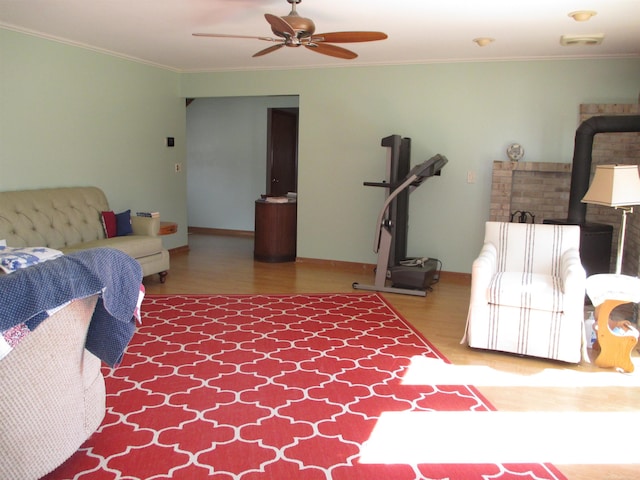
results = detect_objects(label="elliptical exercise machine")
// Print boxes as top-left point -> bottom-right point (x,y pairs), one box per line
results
353,135 -> 447,297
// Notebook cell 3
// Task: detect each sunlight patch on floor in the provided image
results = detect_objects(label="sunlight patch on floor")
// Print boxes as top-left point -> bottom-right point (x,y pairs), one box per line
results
360,411 -> 640,465
401,356 -> 640,387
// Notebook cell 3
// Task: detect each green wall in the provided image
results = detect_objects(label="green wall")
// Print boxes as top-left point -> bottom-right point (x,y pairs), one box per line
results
182,60 -> 640,272
3,27 -> 640,272
1,29 -> 188,251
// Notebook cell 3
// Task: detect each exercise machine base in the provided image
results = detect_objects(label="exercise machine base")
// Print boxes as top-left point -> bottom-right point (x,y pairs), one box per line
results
353,259 -> 438,297
352,282 -> 428,297
391,259 -> 438,290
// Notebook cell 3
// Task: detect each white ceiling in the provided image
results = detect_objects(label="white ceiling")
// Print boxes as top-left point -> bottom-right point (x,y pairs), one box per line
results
1,0 -> 639,72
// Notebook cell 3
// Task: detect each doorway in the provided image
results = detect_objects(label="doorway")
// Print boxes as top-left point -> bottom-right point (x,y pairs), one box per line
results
186,96 -> 299,232
267,108 -> 299,197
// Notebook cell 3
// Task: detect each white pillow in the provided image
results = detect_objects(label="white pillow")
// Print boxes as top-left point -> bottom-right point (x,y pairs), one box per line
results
0,246 -> 64,273
0,239 -> 6,246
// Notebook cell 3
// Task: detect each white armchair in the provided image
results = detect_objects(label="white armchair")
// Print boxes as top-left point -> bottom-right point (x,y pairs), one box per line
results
463,221 -> 587,363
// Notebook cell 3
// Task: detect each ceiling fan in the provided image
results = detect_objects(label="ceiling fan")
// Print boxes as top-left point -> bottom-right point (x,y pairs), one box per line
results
193,0 -> 388,59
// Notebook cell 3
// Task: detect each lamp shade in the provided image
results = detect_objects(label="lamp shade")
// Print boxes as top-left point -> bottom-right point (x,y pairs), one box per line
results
581,164 -> 640,207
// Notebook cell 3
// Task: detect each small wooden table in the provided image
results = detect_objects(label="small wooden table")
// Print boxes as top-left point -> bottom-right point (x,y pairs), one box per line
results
158,221 -> 178,236
254,199 -> 296,262
586,274 -> 640,373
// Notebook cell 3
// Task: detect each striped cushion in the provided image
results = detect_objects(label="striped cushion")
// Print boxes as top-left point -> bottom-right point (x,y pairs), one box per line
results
488,272 -> 564,312
490,222 -> 566,276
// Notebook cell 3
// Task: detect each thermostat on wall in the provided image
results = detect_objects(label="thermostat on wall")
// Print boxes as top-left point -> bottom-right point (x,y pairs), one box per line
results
166,137 -> 175,147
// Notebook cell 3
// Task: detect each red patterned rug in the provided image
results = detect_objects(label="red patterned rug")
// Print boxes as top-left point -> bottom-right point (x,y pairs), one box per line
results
45,293 -> 566,479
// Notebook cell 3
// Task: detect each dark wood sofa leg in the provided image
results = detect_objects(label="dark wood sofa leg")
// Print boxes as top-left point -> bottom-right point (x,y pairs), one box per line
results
159,271 -> 168,284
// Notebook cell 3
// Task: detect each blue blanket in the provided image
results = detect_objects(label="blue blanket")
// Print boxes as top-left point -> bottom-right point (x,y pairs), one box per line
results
0,248 -> 143,367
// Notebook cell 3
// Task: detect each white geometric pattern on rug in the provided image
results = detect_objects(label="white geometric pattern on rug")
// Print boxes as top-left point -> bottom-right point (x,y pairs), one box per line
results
44,293 -> 566,480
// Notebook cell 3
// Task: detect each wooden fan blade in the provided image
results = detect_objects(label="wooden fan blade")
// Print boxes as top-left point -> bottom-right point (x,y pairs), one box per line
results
253,43 -> 285,58
265,13 -> 295,36
305,43 -> 357,60
310,31 -> 388,43
193,33 -> 276,42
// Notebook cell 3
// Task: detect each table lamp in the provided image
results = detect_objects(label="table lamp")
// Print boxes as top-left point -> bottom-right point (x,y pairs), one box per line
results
582,164 -> 640,274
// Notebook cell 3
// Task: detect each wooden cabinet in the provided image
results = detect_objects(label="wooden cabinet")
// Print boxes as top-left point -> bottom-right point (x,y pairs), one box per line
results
254,200 -> 297,262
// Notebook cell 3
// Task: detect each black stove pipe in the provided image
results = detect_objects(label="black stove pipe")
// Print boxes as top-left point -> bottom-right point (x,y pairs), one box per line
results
567,115 -> 640,224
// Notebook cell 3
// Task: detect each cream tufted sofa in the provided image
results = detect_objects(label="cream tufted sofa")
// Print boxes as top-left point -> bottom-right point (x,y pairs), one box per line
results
0,186 -> 170,282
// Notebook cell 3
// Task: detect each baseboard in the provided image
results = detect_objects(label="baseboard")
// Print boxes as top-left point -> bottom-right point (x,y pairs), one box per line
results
296,257 -> 376,273
169,245 -> 190,255
188,226 -> 254,238
439,270 -> 471,283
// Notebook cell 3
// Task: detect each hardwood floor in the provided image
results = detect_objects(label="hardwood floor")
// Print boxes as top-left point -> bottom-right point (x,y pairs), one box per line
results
144,233 -> 640,480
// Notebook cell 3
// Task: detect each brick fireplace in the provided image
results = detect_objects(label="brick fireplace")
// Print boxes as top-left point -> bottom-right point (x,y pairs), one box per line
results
490,160 -> 572,223
489,102 -> 640,276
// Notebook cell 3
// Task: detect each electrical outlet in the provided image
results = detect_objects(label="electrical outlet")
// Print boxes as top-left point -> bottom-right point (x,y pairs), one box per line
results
174,163 -> 182,173
467,170 -> 476,184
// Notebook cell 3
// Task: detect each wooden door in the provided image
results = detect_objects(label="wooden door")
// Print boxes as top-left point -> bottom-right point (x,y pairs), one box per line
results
267,108 -> 298,196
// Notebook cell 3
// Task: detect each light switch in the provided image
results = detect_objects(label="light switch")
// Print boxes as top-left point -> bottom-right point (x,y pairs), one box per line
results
467,171 -> 476,184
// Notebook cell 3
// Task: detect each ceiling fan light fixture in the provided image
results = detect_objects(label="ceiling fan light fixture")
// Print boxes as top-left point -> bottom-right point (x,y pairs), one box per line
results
568,10 -> 597,22
473,37 -> 495,47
